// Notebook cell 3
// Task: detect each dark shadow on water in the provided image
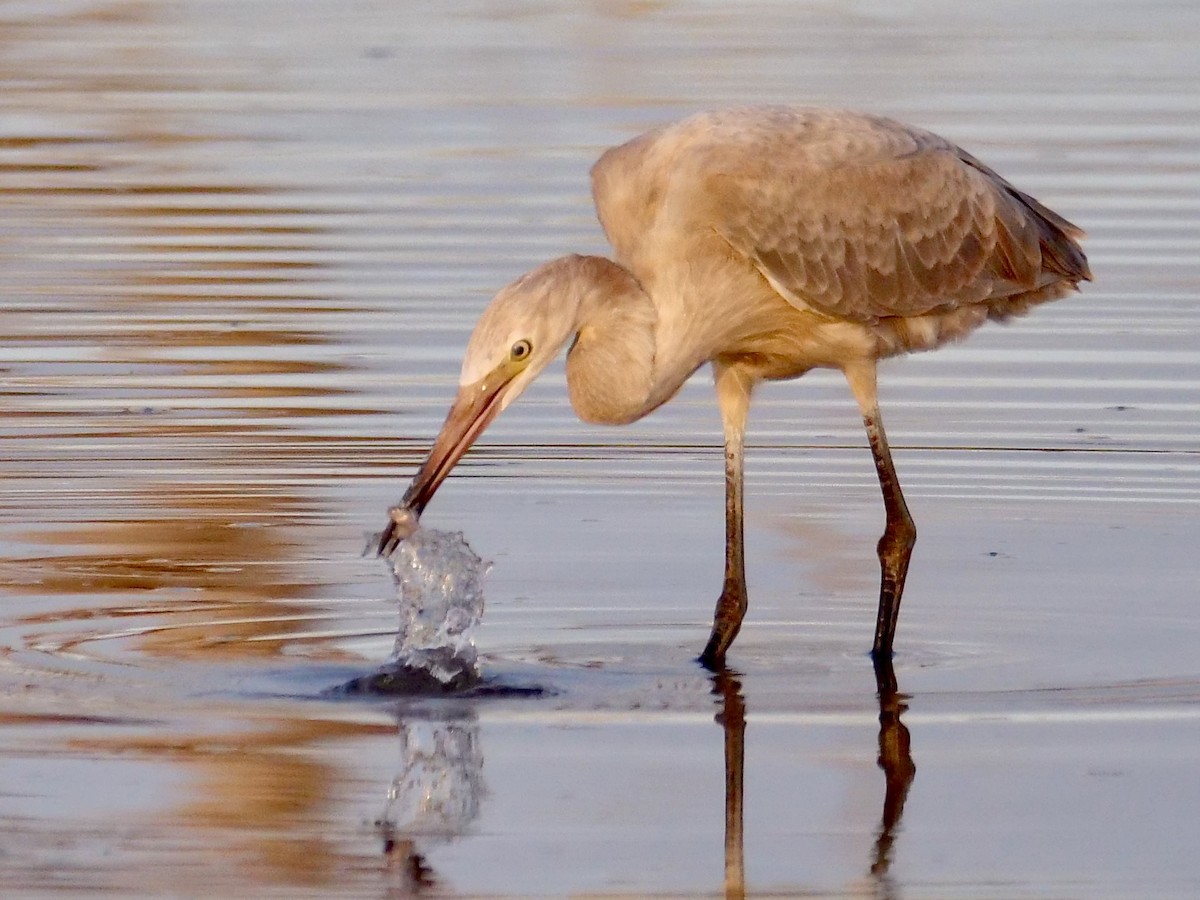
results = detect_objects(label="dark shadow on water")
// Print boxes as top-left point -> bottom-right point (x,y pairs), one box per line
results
376,831 -> 439,896
711,657 -> 916,899
325,662 -> 547,700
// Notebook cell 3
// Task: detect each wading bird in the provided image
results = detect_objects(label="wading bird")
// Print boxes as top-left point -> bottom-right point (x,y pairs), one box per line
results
377,106 -> 1090,670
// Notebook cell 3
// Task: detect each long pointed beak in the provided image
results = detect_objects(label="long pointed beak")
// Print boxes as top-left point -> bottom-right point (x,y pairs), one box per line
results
377,367 -> 516,555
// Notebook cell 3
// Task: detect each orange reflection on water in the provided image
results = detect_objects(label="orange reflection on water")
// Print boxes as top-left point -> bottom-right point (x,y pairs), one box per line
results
70,713 -> 397,890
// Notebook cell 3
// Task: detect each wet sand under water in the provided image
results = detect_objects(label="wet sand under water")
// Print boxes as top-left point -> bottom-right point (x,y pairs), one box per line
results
2,1 -> 1200,897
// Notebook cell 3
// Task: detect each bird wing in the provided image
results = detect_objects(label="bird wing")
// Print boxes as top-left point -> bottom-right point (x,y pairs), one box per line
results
595,108 -> 1088,323
709,137 -> 1088,320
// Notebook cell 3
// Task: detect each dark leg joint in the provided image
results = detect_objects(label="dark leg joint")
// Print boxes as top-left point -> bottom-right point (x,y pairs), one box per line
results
876,518 -> 917,564
699,580 -> 747,672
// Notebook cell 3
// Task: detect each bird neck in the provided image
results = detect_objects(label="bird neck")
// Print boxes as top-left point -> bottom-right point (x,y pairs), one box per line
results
560,255 -> 678,425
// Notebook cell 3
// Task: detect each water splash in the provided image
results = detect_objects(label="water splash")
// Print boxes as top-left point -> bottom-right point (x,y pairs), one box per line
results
376,526 -> 490,692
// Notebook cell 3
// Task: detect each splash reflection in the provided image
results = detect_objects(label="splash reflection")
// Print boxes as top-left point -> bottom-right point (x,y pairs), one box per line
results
375,710 -> 485,895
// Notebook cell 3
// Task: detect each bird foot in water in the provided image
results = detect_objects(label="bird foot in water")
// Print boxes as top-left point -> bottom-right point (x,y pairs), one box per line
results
697,641 -> 725,672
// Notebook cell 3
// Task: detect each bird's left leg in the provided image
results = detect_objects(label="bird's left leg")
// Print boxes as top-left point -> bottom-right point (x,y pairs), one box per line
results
844,362 -> 917,661
700,363 -> 754,670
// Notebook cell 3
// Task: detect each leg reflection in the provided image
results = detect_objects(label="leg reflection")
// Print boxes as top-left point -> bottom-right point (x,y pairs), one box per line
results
711,661 -> 914,897
870,656 -> 917,894
712,669 -> 746,900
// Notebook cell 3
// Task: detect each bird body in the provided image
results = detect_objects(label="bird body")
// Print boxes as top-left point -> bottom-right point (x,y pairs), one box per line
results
380,106 -> 1090,669
591,106 -> 1087,376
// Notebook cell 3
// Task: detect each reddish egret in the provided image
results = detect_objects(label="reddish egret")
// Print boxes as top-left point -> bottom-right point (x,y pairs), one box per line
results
377,106 -> 1090,669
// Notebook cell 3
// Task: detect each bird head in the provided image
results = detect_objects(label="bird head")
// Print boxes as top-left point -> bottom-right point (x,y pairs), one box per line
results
393,259 -> 584,520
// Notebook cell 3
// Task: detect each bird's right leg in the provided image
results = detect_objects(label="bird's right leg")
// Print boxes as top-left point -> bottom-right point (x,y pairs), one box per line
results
700,364 -> 754,670
844,362 -> 918,661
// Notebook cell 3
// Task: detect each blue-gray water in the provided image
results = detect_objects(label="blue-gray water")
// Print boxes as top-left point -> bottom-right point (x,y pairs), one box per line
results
1,1 -> 1199,896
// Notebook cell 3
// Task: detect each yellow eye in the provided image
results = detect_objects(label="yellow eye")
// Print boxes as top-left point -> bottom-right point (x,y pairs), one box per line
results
510,339 -> 532,362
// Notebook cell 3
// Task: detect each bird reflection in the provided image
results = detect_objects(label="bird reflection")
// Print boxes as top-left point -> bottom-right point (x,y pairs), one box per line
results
870,657 -> 917,898
710,660 -> 916,898
712,670 -> 747,899
374,709 -> 485,896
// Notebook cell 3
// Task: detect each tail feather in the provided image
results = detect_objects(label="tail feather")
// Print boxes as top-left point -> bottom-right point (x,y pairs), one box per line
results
1010,185 -> 1092,284
957,147 -> 1092,285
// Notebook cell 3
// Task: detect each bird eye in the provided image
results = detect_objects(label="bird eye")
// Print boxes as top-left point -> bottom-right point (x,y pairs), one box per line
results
510,339 -> 532,362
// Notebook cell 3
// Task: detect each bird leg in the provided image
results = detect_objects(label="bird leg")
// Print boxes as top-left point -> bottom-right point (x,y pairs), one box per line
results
701,365 -> 753,670
845,363 -> 917,660
863,412 -> 917,659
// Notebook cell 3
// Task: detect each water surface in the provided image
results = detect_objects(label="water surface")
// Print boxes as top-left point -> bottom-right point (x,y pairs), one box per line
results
2,1 -> 1199,896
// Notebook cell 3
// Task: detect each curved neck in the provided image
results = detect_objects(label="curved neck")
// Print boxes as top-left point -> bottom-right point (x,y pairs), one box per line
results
557,256 -> 656,424
557,254 -> 709,425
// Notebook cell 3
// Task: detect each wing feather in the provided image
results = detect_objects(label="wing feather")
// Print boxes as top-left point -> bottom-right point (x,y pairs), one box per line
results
593,108 -> 1090,323
710,146 -> 1026,319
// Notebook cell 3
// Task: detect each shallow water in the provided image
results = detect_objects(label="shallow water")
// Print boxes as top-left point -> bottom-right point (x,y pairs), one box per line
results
2,0 -> 1199,896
